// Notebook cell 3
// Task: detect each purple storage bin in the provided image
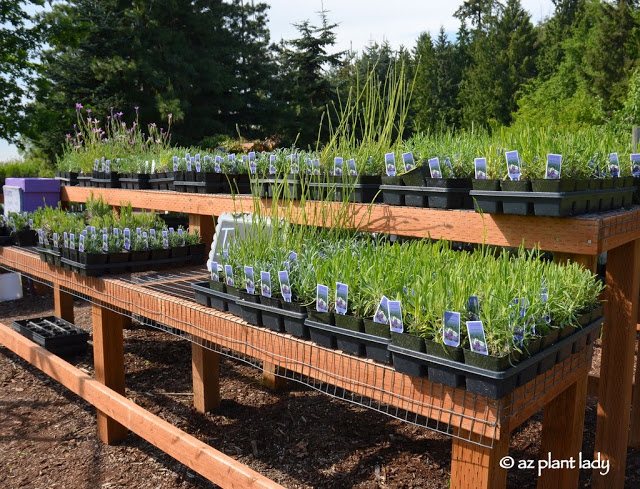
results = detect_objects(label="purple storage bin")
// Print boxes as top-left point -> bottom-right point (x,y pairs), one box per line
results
4,178 -> 60,212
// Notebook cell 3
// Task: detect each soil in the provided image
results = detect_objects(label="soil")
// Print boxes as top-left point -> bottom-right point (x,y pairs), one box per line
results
1,290 -> 640,489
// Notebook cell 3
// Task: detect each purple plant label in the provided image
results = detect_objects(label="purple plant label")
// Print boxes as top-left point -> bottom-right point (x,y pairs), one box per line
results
546,154 -> 562,179
228,154 -> 235,162
195,160 -> 201,172
373,296 -> 389,324
173,156 -> 179,172
195,154 -> 201,163
333,157 -> 344,176
105,160 -> 111,173
53,233 -> 59,248
632,154 -> 640,177
443,311 -> 461,347
248,151 -> 255,161
388,301 -> 403,333
69,233 -> 75,250
103,234 -> 108,252
474,158 -> 487,180
37,229 -> 44,245
123,228 -> 130,250
312,159 -> 321,175
224,265 -> 234,287
178,228 -> 184,245
269,155 -> 276,174
467,321 -> 488,355
278,270 -> 292,302
90,226 -> 96,235
467,295 -> 480,320
29,219 -> 33,228
210,261 -> 219,281
249,159 -> 257,174
385,153 -> 396,176
63,232 -> 68,248
150,229 -> 156,238
78,234 -> 85,252
261,271 -> 271,297
94,159 -> 100,171
289,154 -> 299,174
222,249 -> 228,259
215,159 -> 221,173
609,153 -> 620,177
162,230 -> 168,248
505,150 -> 521,181
81,229 -> 87,236
335,282 -> 348,315
186,158 -> 192,171
136,227 -> 141,235
316,284 -> 329,312
402,152 -> 415,172
244,266 -> 255,294
428,157 -> 442,179
288,251 -> 298,262
113,228 -> 120,236
142,232 -> 148,249
348,158 -> 357,177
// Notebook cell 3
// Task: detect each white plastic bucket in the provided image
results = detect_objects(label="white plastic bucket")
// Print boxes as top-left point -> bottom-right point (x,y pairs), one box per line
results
0,272 -> 23,301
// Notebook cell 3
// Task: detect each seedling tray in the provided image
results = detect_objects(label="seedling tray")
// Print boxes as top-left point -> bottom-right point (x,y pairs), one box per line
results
12,316 -> 88,355
309,182 -> 381,204
237,299 -> 308,337
387,316 -> 602,399
149,173 -> 176,191
60,253 -> 191,276
119,174 -> 151,190
191,282 -> 242,317
470,187 -> 634,217
380,185 -> 472,209
236,298 -> 265,328
36,246 -> 62,266
305,320 -> 392,362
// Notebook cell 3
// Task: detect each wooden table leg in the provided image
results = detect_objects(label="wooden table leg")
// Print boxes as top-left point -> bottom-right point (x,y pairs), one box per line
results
593,239 -> 640,489
262,362 -> 287,391
53,284 -> 74,323
631,342 -> 640,447
192,343 -> 220,413
188,214 -> 215,251
450,429 -> 509,489
92,303 -> 129,444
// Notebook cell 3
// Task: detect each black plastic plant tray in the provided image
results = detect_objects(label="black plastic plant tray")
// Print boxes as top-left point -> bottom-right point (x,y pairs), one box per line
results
175,180 -> 224,194
379,185 -> 472,209
236,299 -> 265,328
308,182 -> 381,204
305,320 -> 393,361
12,316 -> 89,355
387,317 -> 602,399
119,174 -> 151,190
0,235 -> 14,246
234,299 -> 308,337
149,174 -> 176,191
190,282 -> 242,316
60,253 -> 191,277
36,246 -> 61,266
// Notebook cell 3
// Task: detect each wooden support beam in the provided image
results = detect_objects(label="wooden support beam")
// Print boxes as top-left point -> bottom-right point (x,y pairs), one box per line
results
262,362 -> 287,391
53,284 -> 74,323
0,322 -> 285,489
191,343 -> 220,413
188,213 -> 215,252
450,429 -> 509,489
92,303 -> 129,444
593,239 -> 640,489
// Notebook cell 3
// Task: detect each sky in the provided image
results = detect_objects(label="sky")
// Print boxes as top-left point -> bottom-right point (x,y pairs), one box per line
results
0,0 -> 555,162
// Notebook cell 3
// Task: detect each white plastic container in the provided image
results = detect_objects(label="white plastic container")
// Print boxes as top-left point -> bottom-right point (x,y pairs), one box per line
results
0,272 -> 23,301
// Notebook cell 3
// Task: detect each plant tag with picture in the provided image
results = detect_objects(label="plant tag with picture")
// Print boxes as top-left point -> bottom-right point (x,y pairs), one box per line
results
29,218 -> 33,228
150,229 -> 156,238
545,154 -> 562,179
53,233 -> 59,248
631,154 -> 640,177
402,152 -> 415,172
94,159 -> 100,171
162,230 -> 169,248
142,232 -> 148,249
178,228 -> 185,245
316,284 -> 329,312
186,158 -> 192,171
69,233 -> 75,250
113,227 -> 120,236
151,160 -> 156,174
224,265 -> 234,287
228,153 -> 236,162
288,251 -> 298,262
269,155 -> 276,174
136,227 -> 142,236
334,157 -> 344,177
443,311 -> 461,347
37,229 -> 44,245
244,266 -> 255,294
90,225 -> 96,235
467,321 -> 488,355
103,234 -> 108,252
347,158 -> 357,177
81,229 -> 87,236
428,157 -> 442,178
373,296 -> 389,324
474,158 -> 488,179
467,295 -> 480,320
210,261 -> 219,281
195,159 -> 201,172
335,282 -> 348,315
78,234 -> 85,252
105,159 -> 111,173
63,232 -> 68,248
249,156 -> 257,174
288,154 -> 299,174
278,270 -> 292,302
505,150 -> 521,181
173,156 -> 179,172
388,301 -> 403,333
123,228 -> 131,250
385,153 -> 396,176
312,159 -> 321,175
260,271 -> 271,297
609,153 -> 620,177
215,156 -> 222,173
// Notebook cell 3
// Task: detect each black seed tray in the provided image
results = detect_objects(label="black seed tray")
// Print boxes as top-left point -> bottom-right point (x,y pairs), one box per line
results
149,174 -> 176,191
305,320 -> 392,362
236,299 -> 265,328
0,235 -> 14,246
380,185 -> 472,209
60,253 -> 191,277
387,317 -> 602,399
174,180 -> 224,194
12,316 -> 89,355
235,299 -> 308,338
119,174 -> 151,190
190,282 -> 242,317
256,178 -> 303,199
309,182 -> 382,204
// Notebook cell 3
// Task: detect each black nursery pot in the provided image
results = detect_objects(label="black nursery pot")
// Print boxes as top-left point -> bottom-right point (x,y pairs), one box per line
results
225,285 -> 241,298
472,179 -> 501,191
401,166 -> 428,187
259,295 -> 282,309
239,290 -> 261,303
390,331 -> 426,352
531,178 -> 577,192
78,251 -> 108,265
381,175 -> 403,186
500,179 -> 532,192
363,318 -> 391,338
334,313 -> 364,332
463,349 -> 520,371
281,301 -> 307,314
209,279 -> 226,292
424,339 -> 464,362
306,305 -> 335,325
425,177 -> 472,189
151,248 -> 171,261
170,246 -> 189,258
12,229 -> 37,247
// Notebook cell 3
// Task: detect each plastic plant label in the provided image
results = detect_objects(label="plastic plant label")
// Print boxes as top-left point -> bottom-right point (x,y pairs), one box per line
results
173,156 -> 179,172
402,152 -> 415,172
467,295 -> 480,320
228,154 -> 236,162
123,228 -> 131,250
63,232 -> 68,248
474,158 -> 488,180
467,321 -> 488,355
249,157 -> 257,174
90,226 -> 96,235
428,157 -> 442,179
443,311 -> 461,347
288,154 -> 299,174
244,266 -> 255,294
545,154 -> 562,179
388,301 -> 403,333
224,265 -> 234,287
261,271 -> 271,297
373,296 -> 389,324
136,227 -> 142,235
505,150 -> 521,181
385,153 -> 396,176
94,159 -> 100,171
150,229 -> 156,238
69,233 -> 75,250
631,154 -> 640,177
185,152 -> 190,161
269,155 -> 276,174
162,230 -> 169,248
278,270 -> 292,302
53,233 -> 59,248
215,156 -> 222,173
334,157 -> 343,176
222,249 -> 228,259
195,159 -> 201,172
113,228 -> 120,236
312,159 -> 321,175
316,284 -> 329,312
347,158 -> 357,177
81,229 -> 87,237
186,158 -> 192,171
335,282 -> 348,315
609,153 -> 620,177
288,251 -> 298,263
210,261 -> 219,281
142,232 -> 148,249
28,219 -> 33,228
78,234 -> 85,252
105,160 -> 111,174
248,151 -> 255,161
178,228 -> 185,246
38,229 -> 44,245
151,160 -> 156,174
103,234 -> 108,252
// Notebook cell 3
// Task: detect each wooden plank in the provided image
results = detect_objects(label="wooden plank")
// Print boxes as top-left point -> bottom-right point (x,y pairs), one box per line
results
188,214 -> 215,251
0,322 -> 285,489
593,238 -> 640,489
92,303 -> 129,444
631,333 -> 640,447
191,343 -> 220,413
262,362 -> 288,391
450,428 -> 510,489
61,187 -> 606,254
53,284 -> 74,323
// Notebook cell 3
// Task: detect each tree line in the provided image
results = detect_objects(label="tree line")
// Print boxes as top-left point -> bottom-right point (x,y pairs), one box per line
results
3,0 -> 640,163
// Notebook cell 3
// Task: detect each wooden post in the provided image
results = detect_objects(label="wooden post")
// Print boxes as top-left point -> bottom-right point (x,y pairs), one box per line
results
92,303 -> 129,444
53,284 -> 74,323
191,343 -> 220,413
188,214 -> 216,252
593,239 -> 640,489
450,429 -> 509,489
262,362 -> 287,391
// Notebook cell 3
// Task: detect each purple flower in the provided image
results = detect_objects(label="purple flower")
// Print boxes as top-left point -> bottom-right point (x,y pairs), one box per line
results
150,122 -> 157,128
168,113 -> 173,120
87,108 -> 92,114
75,103 -> 83,110
134,106 -> 139,112
107,115 -> 111,120
65,134 -> 71,139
